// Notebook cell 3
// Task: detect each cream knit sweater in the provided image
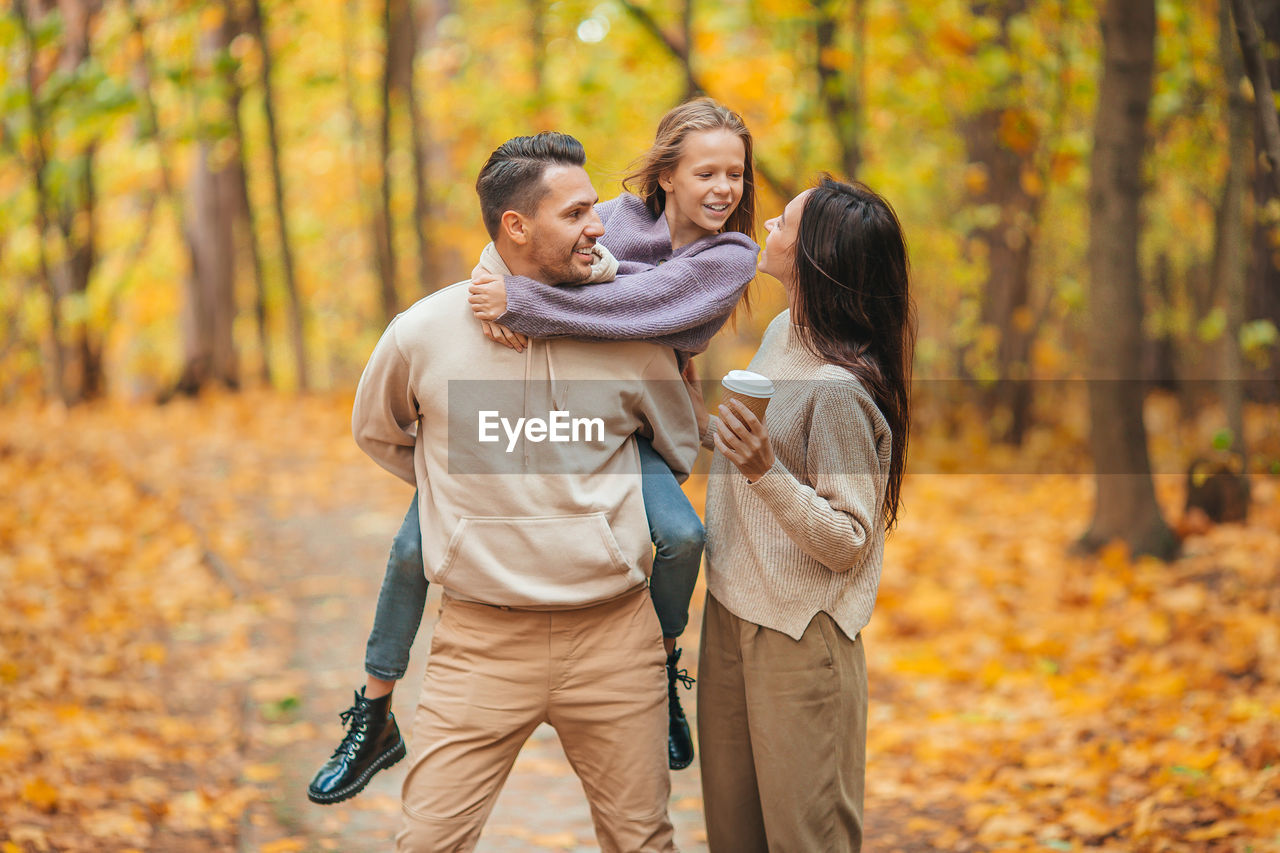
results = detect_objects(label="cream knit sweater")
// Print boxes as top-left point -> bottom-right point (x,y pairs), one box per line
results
702,310 -> 893,641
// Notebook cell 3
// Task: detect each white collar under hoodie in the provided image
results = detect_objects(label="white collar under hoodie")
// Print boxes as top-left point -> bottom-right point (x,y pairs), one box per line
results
351,244 -> 697,609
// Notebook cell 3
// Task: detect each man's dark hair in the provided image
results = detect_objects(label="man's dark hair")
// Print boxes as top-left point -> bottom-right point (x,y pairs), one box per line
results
475,132 -> 587,239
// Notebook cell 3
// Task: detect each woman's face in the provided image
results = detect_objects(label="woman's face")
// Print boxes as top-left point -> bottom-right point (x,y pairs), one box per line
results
659,129 -> 746,239
758,190 -> 810,287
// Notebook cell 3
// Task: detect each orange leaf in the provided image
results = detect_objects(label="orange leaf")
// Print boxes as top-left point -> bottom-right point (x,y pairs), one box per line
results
20,778 -> 59,812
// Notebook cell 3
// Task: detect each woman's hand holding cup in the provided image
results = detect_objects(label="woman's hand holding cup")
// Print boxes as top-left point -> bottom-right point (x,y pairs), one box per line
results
715,370 -> 776,482
715,398 -> 775,482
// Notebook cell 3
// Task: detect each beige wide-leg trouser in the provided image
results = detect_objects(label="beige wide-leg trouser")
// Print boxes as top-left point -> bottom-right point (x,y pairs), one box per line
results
697,593 -> 868,853
396,587 -> 674,853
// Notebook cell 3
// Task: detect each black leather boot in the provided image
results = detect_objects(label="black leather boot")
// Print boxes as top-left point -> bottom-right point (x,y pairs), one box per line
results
307,687 -> 406,804
666,648 -> 695,770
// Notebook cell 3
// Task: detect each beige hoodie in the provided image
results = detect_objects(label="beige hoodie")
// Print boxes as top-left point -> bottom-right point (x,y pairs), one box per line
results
352,247 -> 698,609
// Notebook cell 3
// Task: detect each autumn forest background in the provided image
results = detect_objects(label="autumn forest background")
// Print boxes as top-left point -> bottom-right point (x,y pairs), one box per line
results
3,0 -> 1280,850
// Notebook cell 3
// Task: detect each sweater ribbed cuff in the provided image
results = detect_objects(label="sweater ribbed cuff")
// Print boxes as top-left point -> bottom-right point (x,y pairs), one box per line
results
494,278 -> 526,330
745,461 -> 794,506
700,416 -> 719,450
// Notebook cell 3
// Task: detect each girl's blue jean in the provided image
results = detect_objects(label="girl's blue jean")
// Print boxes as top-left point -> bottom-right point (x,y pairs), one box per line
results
363,435 -> 705,680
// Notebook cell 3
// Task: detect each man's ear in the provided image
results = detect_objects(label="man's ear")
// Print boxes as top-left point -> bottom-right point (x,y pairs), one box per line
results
500,210 -> 530,246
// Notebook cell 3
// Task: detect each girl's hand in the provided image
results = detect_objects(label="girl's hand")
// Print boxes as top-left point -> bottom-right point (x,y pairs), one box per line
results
468,273 -> 509,321
714,399 -> 774,482
479,320 -> 528,352
681,359 -> 710,437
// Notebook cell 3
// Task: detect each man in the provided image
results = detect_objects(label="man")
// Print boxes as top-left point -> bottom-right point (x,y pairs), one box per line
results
350,132 -> 697,852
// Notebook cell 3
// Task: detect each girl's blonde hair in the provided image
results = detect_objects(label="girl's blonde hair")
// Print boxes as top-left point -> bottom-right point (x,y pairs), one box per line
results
623,97 -> 757,240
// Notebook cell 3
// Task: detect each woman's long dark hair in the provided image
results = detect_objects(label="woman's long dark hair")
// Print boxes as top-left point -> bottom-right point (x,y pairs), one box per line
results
790,177 -> 915,532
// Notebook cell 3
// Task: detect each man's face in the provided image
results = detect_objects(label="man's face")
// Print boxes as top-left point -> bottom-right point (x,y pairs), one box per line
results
523,165 -> 604,285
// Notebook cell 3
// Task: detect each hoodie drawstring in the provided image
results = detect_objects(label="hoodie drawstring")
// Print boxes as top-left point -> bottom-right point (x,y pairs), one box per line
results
520,340 -> 566,468
522,343 -> 532,467
547,342 -> 567,412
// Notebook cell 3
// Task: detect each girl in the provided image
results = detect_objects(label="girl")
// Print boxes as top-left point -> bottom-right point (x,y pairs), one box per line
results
308,98 -> 759,804
695,178 -> 914,852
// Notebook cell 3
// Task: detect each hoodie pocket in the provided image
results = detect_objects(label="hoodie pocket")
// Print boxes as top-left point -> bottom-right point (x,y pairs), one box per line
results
434,512 -> 636,607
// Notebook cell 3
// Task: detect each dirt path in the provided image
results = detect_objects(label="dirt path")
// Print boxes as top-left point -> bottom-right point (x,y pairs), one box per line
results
237,462 -> 709,852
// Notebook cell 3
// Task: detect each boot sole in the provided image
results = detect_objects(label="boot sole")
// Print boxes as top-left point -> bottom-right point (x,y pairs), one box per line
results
307,737 -> 407,805
670,755 -> 694,771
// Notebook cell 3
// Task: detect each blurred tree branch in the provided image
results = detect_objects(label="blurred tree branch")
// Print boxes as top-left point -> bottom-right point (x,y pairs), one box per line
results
14,0 -> 66,402
1229,0 -> 1280,199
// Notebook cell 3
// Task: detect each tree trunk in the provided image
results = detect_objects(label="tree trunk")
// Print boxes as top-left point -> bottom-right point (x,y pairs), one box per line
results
1080,0 -> 1177,559
680,0 -> 697,101
57,0 -> 104,402
1247,0 -> 1280,402
529,0 -> 548,120
246,0 -> 308,390
965,106 -> 1039,443
125,0 -> 217,399
339,0 -> 388,320
222,0 -> 272,386
388,0 -> 434,295
175,23 -> 240,395
964,0 -> 1040,445
63,145 -> 102,401
16,0 -> 106,404
15,0 -> 67,403
1216,0 -> 1253,514
422,0 -> 464,281
408,50 -> 434,295
813,0 -> 859,180
377,0 -> 402,321
1230,0 -> 1280,198
1148,253 -> 1179,390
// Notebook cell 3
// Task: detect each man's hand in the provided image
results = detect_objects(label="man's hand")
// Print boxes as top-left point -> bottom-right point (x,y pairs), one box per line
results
714,399 -> 775,482
480,320 -> 528,352
468,272 -> 509,321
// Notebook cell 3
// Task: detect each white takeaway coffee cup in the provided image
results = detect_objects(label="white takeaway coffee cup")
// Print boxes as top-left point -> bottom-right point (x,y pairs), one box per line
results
720,369 -> 775,421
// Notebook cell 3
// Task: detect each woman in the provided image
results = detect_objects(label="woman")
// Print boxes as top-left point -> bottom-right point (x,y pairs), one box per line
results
694,177 -> 915,852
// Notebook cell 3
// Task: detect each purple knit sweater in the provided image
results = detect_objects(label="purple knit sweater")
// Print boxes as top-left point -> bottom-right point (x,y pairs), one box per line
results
496,193 -> 760,355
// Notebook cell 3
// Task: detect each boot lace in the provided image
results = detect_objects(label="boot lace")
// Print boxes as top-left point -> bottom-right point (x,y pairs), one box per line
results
667,655 -> 695,715
332,698 -> 370,759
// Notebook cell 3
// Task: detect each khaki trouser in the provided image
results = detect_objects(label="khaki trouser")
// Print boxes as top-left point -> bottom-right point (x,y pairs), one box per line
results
697,593 -> 868,853
396,587 -> 674,853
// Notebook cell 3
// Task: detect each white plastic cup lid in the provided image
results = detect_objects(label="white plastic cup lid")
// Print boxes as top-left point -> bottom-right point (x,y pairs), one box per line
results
720,369 -> 775,398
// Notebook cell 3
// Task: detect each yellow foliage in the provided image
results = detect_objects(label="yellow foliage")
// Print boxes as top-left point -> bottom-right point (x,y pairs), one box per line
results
259,839 -> 307,853
198,5 -> 226,33
1018,166 -> 1044,198
998,108 -> 1038,156
963,162 -> 989,196
936,22 -> 978,56
19,778 -> 59,813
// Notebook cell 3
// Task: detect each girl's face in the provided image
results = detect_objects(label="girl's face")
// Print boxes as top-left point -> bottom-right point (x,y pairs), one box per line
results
659,129 -> 746,241
758,190 -> 810,290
